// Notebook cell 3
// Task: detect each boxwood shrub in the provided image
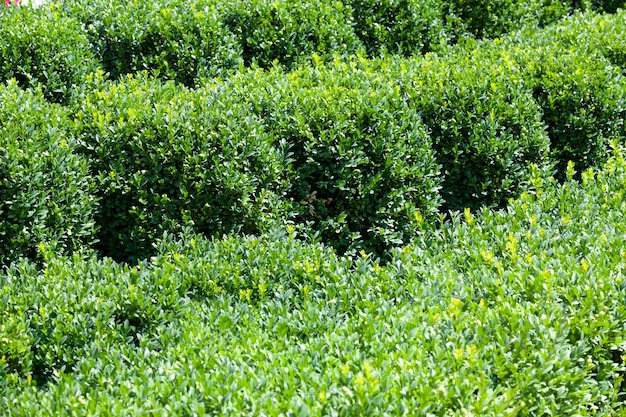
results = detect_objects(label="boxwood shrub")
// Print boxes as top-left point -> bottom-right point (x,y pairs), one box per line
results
468,11 -> 626,179
62,0 -> 241,87
521,48 -> 625,178
0,81 -> 98,266
0,3 -> 100,103
4,149 -> 626,414
218,0 -> 363,69
383,53 -> 551,211
222,61 -> 442,256
441,0 -> 571,40
72,74 -> 291,262
534,10 -> 626,74
345,0 -> 448,56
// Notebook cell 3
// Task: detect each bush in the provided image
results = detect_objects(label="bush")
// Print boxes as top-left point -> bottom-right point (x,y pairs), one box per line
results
520,48 -> 625,178
472,12 -> 626,179
72,75 -> 291,262
441,0 -> 570,40
346,0 -> 447,56
535,10 -> 626,74
390,147 -> 626,414
0,81 -> 98,266
219,0 -> 363,69
62,0 -> 241,86
5,150 -> 626,414
385,53 -> 551,211
0,3 -> 100,103
223,61 -> 442,256
0,249 -> 179,387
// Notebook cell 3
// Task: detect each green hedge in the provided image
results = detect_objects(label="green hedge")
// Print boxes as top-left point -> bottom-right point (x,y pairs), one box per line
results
4,149 -> 626,415
0,3 -> 100,103
223,61 -> 442,256
465,10 -> 626,179
62,0 -> 241,86
0,81 -> 98,266
372,53 -> 551,211
534,9 -> 626,73
389,147 -> 626,414
72,75 -> 291,262
219,0 -> 363,69
521,48 -> 625,178
346,0 -> 447,56
441,0 -> 572,40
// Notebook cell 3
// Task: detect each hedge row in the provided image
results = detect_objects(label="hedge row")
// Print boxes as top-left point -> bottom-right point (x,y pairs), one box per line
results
0,81 -> 97,265
71,74 -> 293,262
2,0 -> 622,97
1,9 -> 625,263
3,147 -> 626,415
0,3 -> 99,103
70,69 -> 441,260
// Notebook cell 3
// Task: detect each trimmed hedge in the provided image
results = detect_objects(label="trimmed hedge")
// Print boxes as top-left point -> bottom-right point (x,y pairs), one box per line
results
62,0 -> 241,86
532,9 -> 626,73
521,48 -> 625,178
0,81 -> 98,266
0,3 -> 100,103
4,148 -> 626,415
222,61 -> 442,256
468,10 -> 626,178
441,0 -> 572,40
219,0 -> 363,69
371,53 -> 552,211
72,74 -> 291,262
346,0 -> 448,56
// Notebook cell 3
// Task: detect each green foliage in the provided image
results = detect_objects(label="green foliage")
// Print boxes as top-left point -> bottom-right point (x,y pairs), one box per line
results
391,146 -> 626,414
0,81 -> 98,266
219,0 -> 363,69
223,61 -> 442,256
536,9 -> 626,74
0,3 -> 100,103
62,0 -> 241,86
522,48 -> 625,178
591,0 -> 626,13
346,0 -> 448,56
4,149 -> 626,415
442,0 -> 571,40
472,11 -> 626,179
0,249 -> 180,387
2,4 -> 626,415
377,52 -> 551,211
72,74 -> 291,262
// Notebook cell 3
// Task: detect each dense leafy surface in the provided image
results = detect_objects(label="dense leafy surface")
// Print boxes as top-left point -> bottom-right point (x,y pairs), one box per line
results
1,1 -> 626,415
3,148 -> 626,415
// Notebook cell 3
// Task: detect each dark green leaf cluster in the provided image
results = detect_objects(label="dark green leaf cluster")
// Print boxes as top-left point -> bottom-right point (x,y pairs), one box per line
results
0,82 -> 97,266
61,0 -> 242,87
218,0 -> 363,69
222,63 -> 442,255
45,0 -> 626,89
0,4 -> 100,103
72,74 -> 293,262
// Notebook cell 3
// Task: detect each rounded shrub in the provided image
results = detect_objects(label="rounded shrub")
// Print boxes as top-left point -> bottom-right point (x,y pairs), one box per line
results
0,3 -> 100,103
536,10 -> 626,75
0,81 -> 98,266
62,0 -> 241,87
387,52 -> 551,211
219,0 -> 363,69
72,74 -> 291,262
346,0 -> 448,56
442,0 -> 573,40
223,61 -> 442,257
519,48 -> 625,178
